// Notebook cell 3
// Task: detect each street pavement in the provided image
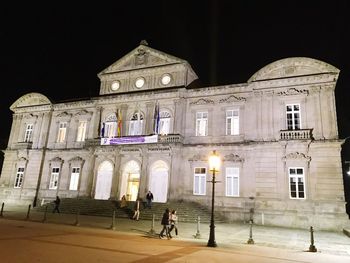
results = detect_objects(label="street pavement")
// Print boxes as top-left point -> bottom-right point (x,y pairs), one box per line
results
0,206 -> 349,262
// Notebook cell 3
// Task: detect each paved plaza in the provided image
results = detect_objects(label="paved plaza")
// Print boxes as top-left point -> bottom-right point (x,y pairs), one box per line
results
0,206 -> 349,262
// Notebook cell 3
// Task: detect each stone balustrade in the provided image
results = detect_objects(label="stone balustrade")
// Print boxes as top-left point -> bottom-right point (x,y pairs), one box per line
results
280,129 -> 313,140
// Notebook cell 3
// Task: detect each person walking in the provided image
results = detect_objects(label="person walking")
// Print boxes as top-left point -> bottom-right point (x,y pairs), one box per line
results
132,198 -> 141,221
159,208 -> 171,239
53,196 -> 60,213
146,190 -> 154,209
169,210 -> 178,236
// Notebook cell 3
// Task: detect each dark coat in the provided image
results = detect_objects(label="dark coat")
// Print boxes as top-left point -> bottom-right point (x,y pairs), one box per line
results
161,210 -> 170,225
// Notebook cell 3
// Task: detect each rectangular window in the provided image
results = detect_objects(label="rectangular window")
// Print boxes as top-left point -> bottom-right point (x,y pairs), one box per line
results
57,122 -> 67,143
193,167 -> 206,195
24,124 -> 34,142
289,167 -> 305,199
226,167 -> 239,196
76,121 -> 87,142
226,110 -> 239,135
69,167 -> 80,190
196,112 -> 208,136
286,104 -> 301,130
14,167 -> 25,188
49,167 -> 60,189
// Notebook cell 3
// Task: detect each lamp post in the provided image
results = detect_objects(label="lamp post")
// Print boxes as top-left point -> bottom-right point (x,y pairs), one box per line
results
207,150 -> 220,247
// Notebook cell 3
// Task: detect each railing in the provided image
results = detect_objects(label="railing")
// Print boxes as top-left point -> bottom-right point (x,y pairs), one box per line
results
279,129 -> 313,140
158,134 -> 183,143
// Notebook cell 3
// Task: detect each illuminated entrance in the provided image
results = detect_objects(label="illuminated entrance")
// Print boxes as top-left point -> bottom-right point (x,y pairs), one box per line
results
149,160 -> 169,203
94,161 -> 113,200
120,160 -> 140,201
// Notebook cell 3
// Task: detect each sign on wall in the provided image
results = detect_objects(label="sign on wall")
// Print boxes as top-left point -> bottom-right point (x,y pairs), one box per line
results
101,135 -> 158,145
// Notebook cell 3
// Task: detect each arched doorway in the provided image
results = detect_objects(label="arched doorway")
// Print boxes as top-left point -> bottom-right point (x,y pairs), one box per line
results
149,160 -> 169,203
120,160 -> 140,201
94,161 -> 113,200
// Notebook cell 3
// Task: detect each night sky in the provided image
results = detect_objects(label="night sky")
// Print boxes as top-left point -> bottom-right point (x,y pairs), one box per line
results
1,1 -> 349,202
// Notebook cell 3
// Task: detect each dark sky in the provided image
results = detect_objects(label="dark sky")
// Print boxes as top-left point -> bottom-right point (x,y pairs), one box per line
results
1,1 -> 350,198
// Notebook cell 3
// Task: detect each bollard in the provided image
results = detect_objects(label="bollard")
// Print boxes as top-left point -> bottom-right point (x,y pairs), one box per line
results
25,204 -> 31,220
74,209 -> 80,226
194,215 -> 201,239
247,220 -> 255,244
149,213 -> 155,234
0,202 -> 4,217
42,205 -> 48,223
308,226 -> 317,252
110,210 -> 116,230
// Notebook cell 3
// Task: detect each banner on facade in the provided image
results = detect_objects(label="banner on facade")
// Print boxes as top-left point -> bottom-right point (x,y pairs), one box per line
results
101,135 -> 158,145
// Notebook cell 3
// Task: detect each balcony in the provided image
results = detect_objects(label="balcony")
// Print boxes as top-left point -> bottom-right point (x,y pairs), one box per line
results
11,141 -> 33,149
85,134 -> 183,147
279,129 -> 313,140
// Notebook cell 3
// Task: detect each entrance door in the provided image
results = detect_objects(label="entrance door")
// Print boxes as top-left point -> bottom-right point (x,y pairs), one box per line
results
120,160 -> 140,201
149,160 -> 169,203
94,161 -> 113,200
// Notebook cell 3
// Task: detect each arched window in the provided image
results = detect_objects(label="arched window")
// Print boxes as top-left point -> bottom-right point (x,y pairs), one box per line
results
159,111 -> 171,135
104,114 -> 117,138
129,112 -> 144,135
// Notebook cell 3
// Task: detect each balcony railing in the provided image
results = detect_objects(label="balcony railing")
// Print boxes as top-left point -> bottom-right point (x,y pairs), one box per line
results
279,129 -> 313,140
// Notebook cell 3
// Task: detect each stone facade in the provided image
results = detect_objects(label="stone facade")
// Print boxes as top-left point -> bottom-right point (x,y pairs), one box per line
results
0,42 -> 348,230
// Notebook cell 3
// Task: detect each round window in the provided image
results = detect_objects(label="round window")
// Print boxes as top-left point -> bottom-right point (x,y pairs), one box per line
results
135,77 -> 145,88
111,81 -> 120,91
161,74 -> 171,85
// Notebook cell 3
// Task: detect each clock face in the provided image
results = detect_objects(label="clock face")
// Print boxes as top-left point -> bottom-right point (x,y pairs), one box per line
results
111,81 -> 120,91
135,77 -> 145,88
161,74 -> 171,85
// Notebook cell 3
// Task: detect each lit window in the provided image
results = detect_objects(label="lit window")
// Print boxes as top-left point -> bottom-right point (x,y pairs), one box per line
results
24,124 -> 34,142
49,167 -> 60,189
286,104 -> 301,130
196,112 -> 208,136
226,110 -> 239,135
14,167 -> 25,188
226,167 -> 239,196
104,114 -> 117,138
135,77 -> 145,88
69,167 -> 80,190
57,122 -> 67,143
129,112 -> 143,135
76,121 -> 87,142
289,167 -> 305,199
111,81 -> 120,91
193,167 -> 206,195
161,74 -> 171,85
158,111 -> 171,135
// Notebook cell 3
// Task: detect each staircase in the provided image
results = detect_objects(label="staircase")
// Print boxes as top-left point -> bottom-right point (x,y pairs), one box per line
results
33,198 -> 225,223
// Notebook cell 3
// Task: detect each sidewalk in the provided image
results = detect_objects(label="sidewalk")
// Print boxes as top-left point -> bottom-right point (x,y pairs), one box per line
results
1,207 -> 350,257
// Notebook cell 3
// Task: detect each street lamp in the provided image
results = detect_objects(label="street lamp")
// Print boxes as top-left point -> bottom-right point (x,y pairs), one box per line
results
346,161 -> 350,176
207,150 -> 221,247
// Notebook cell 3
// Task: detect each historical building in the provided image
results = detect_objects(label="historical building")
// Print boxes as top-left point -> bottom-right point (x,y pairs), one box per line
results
0,41 -> 348,230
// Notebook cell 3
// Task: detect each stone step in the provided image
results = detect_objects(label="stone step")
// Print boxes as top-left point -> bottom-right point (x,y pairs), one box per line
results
33,198 -> 225,223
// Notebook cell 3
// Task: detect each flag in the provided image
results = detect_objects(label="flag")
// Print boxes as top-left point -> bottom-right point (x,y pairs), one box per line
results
154,101 -> 160,134
117,109 -> 122,137
101,122 -> 105,138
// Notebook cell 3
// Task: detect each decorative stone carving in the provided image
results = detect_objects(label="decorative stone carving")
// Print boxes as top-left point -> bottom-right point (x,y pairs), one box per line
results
56,111 -> 72,118
276,88 -> 309,96
219,95 -> 246,103
74,109 -> 92,116
188,154 -> 208,162
69,156 -> 84,163
134,47 -> 149,66
50,156 -> 64,163
282,152 -> 311,162
223,153 -> 244,163
190,98 -> 214,105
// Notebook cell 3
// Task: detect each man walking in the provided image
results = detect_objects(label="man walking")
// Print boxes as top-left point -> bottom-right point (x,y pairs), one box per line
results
146,190 -> 154,209
53,196 -> 60,213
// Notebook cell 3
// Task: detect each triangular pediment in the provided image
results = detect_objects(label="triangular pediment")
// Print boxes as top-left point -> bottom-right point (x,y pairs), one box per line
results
98,42 -> 189,75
